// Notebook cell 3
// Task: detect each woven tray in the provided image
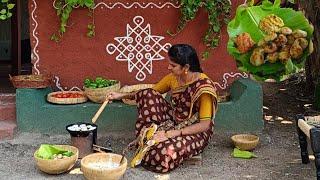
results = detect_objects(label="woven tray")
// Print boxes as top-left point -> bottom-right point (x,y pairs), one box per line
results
10,74 -> 51,89
119,84 -> 166,105
231,134 -> 259,151
47,91 -> 87,104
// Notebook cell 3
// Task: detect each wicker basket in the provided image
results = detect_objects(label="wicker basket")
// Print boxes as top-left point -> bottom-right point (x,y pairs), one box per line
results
231,134 -> 259,151
9,74 -> 51,89
81,153 -> 127,180
34,145 -> 79,174
119,84 -> 166,105
47,91 -> 88,104
84,81 -> 120,103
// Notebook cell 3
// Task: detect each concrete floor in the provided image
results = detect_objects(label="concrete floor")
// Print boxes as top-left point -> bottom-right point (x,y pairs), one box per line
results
0,121 -> 317,180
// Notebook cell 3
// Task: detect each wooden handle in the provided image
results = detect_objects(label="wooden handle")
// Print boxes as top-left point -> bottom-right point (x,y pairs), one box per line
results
91,99 -> 109,124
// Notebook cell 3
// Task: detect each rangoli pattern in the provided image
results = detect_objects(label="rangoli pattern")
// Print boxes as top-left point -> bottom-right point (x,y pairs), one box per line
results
106,16 -> 171,81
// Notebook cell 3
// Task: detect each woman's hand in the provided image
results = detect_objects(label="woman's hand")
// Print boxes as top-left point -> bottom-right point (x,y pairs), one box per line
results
106,91 -> 124,101
152,131 -> 168,143
152,130 -> 183,143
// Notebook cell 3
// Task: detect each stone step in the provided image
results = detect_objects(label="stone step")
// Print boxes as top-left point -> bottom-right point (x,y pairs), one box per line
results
0,93 -> 15,102
0,103 -> 16,121
0,121 -> 17,140
0,93 -> 16,121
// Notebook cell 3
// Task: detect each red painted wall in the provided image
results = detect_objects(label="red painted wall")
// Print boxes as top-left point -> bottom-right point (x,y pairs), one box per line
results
28,0 -> 247,91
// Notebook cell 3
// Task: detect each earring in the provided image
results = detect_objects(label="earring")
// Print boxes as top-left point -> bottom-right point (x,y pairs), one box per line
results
184,71 -> 188,74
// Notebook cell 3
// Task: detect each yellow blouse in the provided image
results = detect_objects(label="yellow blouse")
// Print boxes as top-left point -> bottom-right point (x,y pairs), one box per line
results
153,73 -> 213,121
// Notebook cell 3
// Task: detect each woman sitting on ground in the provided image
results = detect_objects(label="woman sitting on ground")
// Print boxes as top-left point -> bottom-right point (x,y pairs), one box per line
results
107,44 -> 218,173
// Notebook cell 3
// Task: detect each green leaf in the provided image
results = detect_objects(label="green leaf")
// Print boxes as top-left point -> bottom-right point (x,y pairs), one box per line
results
36,144 -> 73,159
84,0 -> 94,8
60,26 -> 66,33
285,59 -> 295,74
87,31 -> 94,38
202,51 -> 210,60
62,12 -> 69,20
0,14 -> 6,20
1,0 -> 8,3
227,0 -> 313,81
7,4 -> 15,10
0,9 -> 6,14
231,148 -> 257,159
6,12 -> 12,18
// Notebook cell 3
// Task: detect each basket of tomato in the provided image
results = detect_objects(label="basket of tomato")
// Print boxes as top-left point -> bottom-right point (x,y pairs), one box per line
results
83,77 -> 120,103
47,91 -> 87,104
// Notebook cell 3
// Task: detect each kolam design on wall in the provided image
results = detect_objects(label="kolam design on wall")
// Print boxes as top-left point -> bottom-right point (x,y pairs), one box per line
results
106,16 -> 171,81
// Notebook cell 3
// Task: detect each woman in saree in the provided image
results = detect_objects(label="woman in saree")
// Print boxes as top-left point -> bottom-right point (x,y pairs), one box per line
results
107,44 -> 218,173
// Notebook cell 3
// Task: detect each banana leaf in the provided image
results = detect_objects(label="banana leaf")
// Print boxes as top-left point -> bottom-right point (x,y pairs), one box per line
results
231,148 -> 257,159
227,0 -> 313,81
36,144 -> 74,159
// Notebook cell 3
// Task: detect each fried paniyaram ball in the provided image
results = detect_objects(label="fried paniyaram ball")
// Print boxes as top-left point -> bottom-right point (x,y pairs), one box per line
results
257,39 -> 266,47
287,34 -> 295,45
250,48 -> 265,66
294,38 -> 309,49
259,14 -> 284,34
279,45 -> 291,63
292,29 -> 308,38
266,52 -> 279,63
290,38 -> 308,59
290,44 -> 304,59
264,42 -> 278,53
280,27 -> 292,35
235,32 -> 256,53
274,34 -> 287,47
264,32 -> 278,42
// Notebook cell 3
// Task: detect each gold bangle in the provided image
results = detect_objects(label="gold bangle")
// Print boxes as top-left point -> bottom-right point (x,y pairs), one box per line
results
165,130 -> 169,138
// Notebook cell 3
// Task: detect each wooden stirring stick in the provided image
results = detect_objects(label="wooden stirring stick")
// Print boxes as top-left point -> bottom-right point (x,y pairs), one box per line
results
92,98 -> 109,124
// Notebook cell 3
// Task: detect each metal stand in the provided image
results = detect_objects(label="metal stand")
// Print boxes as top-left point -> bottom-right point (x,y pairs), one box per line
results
296,114 -> 320,180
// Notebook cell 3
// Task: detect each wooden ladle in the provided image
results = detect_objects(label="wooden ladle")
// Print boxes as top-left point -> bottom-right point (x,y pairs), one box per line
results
91,98 -> 109,124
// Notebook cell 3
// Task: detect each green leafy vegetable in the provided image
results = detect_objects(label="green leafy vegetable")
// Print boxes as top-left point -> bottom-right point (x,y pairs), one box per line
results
84,77 -> 117,88
227,0 -> 313,81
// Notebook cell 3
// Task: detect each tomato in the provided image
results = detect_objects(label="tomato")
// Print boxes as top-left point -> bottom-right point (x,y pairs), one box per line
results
51,92 -> 84,99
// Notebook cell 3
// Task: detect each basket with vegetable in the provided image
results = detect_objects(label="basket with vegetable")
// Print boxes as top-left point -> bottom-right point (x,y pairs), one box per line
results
34,144 -> 78,174
227,0 -> 314,81
84,77 -> 120,103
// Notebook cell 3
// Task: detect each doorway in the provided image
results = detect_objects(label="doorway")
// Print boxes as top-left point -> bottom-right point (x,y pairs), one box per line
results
0,0 -> 31,93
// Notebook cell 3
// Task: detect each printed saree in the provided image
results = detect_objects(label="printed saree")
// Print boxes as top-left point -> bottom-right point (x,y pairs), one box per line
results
131,78 -> 217,173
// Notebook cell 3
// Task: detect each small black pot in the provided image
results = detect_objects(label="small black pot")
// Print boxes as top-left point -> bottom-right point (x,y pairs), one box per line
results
66,122 -> 98,144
